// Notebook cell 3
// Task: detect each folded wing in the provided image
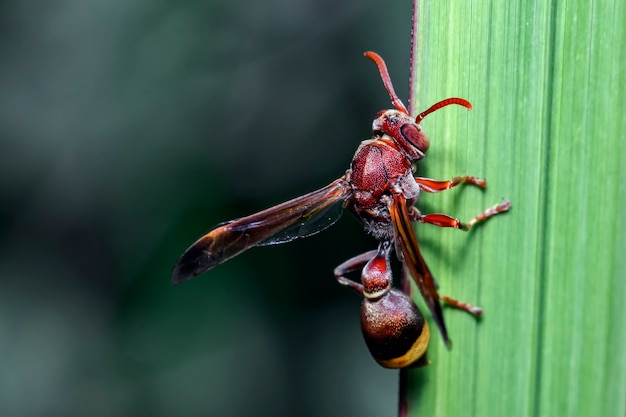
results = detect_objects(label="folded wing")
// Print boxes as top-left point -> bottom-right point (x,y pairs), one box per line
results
389,193 -> 450,348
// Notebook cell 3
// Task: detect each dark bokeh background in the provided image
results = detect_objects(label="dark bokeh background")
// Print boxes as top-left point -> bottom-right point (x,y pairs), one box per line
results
0,0 -> 418,416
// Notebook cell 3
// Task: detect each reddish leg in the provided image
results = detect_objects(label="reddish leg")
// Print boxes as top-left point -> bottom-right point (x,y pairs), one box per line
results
333,249 -> 377,295
407,200 -> 510,316
410,200 -> 511,231
466,200 -> 512,228
415,176 -> 486,193
439,294 -> 483,316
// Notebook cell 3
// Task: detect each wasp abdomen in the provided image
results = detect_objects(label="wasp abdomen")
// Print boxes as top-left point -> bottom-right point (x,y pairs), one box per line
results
361,289 -> 430,369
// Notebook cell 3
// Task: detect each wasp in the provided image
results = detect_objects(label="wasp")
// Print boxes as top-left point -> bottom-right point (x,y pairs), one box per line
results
172,51 -> 510,368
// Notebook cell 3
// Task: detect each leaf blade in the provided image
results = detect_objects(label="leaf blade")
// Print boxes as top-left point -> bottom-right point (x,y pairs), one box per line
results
407,1 -> 626,417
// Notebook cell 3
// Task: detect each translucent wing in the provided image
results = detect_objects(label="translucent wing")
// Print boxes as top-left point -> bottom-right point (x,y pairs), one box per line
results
172,177 -> 350,284
258,199 -> 344,245
389,193 -> 450,348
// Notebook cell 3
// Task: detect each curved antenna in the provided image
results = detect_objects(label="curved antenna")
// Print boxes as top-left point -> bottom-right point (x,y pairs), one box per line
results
364,51 -> 409,115
415,98 -> 472,124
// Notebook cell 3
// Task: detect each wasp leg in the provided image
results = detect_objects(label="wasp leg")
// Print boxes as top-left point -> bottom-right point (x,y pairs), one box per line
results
333,250 -> 378,295
439,294 -> 483,316
415,176 -> 486,193
409,200 -> 511,231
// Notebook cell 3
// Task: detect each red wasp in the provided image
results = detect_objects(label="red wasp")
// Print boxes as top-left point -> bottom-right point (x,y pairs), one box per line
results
172,51 -> 510,368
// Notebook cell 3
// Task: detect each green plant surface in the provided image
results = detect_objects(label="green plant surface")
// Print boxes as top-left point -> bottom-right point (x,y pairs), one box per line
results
406,1 -> 626,416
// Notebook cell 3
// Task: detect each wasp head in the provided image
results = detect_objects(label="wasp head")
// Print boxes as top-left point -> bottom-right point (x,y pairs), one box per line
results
372,110 -> 430,161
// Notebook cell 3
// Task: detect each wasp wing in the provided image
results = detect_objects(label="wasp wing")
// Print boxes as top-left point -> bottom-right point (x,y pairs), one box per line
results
172,177 -> 350,284
258,197 -> 345,245
389,193 -> 450,348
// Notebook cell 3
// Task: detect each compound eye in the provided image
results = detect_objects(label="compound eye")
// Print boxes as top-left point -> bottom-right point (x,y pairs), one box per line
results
400,123 -> 429,152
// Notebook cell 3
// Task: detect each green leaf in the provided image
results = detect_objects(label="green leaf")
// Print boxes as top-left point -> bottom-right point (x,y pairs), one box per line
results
406,1 -> 626,416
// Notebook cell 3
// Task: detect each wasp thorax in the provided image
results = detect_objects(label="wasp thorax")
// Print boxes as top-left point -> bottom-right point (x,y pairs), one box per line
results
361,289 -> 430,368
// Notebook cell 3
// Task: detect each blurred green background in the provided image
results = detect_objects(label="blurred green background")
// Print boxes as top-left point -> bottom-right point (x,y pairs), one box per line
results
0,0 -> 424,416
